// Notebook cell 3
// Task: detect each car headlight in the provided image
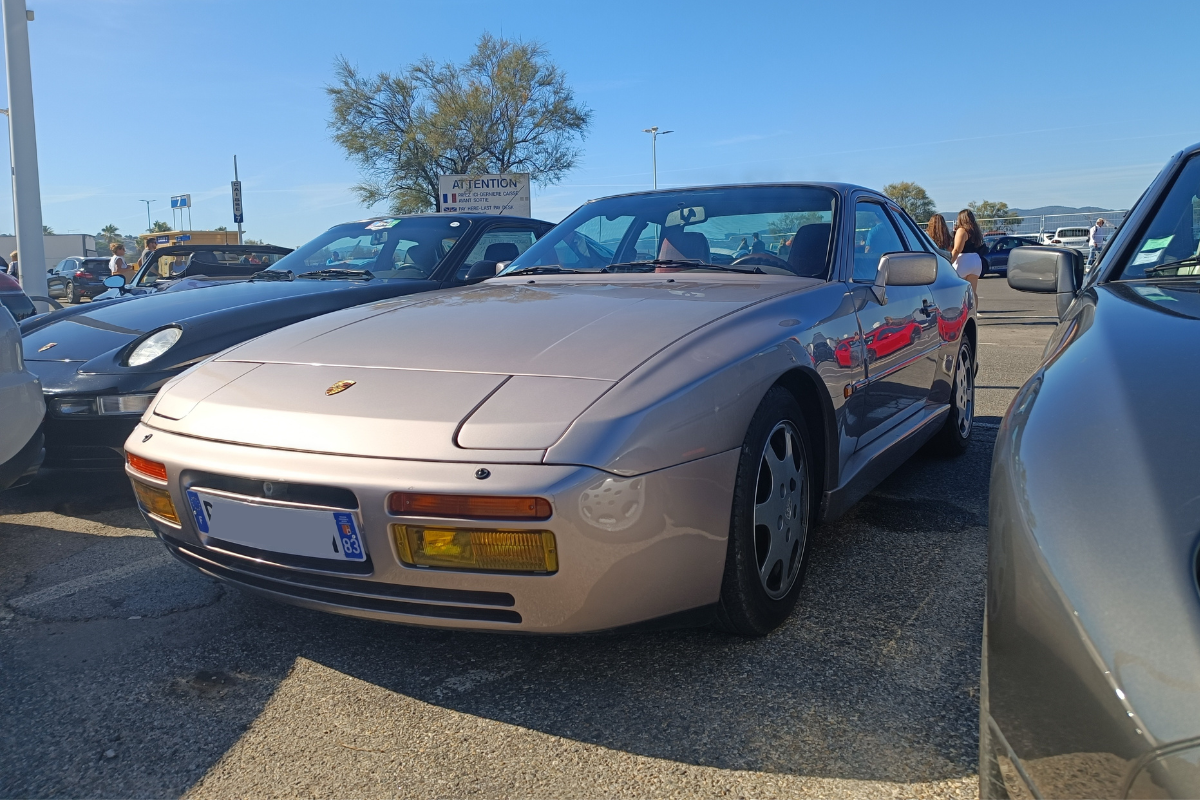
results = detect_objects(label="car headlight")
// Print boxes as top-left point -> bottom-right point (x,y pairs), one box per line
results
97,393 -> 156,415
127,327 -> 182,366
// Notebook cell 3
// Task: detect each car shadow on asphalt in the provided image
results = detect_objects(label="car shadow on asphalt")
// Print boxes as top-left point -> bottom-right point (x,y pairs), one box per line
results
1,432 -> 992,795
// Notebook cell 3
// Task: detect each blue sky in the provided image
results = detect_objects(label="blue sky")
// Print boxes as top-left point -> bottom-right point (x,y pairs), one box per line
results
2,0 -> 1198,246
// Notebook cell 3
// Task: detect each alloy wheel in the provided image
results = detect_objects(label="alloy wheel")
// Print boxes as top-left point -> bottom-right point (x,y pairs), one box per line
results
752,420 -> 808,600
955,346 -> 974,437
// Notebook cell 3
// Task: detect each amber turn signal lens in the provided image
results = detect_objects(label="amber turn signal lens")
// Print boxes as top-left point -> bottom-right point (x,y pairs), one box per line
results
387,492 -> 551,520
392,525 -> 557,573
131,478 -> 179,523
127,453 -> 168,481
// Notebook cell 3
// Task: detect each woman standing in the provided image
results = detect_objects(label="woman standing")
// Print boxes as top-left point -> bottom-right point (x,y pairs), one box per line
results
108,242 -> 132,283
950,209 -> 984,297
925,214 -> 953,254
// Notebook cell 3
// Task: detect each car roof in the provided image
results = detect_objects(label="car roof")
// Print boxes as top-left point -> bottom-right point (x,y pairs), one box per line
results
583,181 -> 879,205
349,213 -> 550,225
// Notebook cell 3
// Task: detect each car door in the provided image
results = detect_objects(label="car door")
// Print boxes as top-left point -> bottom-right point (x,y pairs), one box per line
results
850,199 -> 939,448
986,237 -> 1011,271
47,260 -> 69,296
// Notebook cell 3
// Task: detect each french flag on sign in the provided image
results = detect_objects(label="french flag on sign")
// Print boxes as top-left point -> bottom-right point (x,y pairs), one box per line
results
441,193 -> 458,204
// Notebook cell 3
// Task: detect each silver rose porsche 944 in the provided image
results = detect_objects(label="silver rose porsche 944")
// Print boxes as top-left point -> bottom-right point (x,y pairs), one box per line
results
124,183 -> 976,635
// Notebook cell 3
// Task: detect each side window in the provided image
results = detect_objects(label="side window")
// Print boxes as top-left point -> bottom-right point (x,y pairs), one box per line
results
456,227 -> 540,279
853,201 -> 907,281
896,211 -> 931,252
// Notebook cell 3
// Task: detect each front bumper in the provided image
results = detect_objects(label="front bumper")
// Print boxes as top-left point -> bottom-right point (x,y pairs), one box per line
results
126,424 -> 738,633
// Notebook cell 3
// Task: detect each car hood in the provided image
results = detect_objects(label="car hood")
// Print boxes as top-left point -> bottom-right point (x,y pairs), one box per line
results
147,276 -> 815,460
21,278 -> 410,366
1000,279 -> 1200,745
218,277 -> 808,379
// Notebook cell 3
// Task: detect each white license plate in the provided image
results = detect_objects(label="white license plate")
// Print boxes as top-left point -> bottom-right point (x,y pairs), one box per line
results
185,489 -> 366,561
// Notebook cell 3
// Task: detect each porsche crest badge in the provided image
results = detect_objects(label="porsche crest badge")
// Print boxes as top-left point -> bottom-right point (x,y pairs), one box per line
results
38,342 -> 57,352
325,380 -> 356,396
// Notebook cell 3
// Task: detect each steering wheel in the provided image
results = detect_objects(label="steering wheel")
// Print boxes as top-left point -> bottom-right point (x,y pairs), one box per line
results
732,252 -> 793,271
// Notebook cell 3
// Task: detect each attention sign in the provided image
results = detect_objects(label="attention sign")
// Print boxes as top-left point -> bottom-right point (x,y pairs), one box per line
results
437,173 -> 530,217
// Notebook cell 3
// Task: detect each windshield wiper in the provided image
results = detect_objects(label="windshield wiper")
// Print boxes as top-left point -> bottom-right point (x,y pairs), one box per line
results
250,269 -> 294,281
503,265 -> 584,276
296,268 -> 375,280
1143,256 -> 1200,275
602,259 -> 763,274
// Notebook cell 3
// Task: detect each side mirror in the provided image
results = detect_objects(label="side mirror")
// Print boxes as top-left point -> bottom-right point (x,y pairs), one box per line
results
495,260 -> 511,273
464,261 -> 499,282
870,251 -> 937,305
1007,246 -> 1081,318
882,252 -> 937,286
103,275 -> 127,291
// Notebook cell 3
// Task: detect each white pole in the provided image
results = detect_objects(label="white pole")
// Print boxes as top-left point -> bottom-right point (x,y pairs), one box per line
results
2,0 -> 47,309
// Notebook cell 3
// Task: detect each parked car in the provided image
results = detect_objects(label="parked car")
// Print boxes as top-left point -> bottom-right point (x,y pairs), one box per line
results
92,244 -> 295,301
0,271 -> 36,322
124,182 -> 977,637
1048,225 -> 1090,249
982,143 -> 1200,799
979,235 -> 1039,276
0,305 -> 45,489
21,213 -> 553,470
46,257 -> 114,303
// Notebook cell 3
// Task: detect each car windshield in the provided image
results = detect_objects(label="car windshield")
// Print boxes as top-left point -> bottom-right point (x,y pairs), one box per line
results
134,249 -> 291,287
263,217 -> 469,279
499,186 -> 837,278
1117,155 -> 1200,279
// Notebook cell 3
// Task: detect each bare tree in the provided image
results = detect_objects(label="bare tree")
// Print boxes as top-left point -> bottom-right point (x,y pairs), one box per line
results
327,34 -> 592,214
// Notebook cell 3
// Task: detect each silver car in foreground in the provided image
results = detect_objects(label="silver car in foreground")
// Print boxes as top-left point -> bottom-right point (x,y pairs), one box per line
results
983,143 -> 1200,798
124,183 -> 976,635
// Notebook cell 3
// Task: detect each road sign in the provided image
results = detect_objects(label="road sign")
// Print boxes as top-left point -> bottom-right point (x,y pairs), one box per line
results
437,174 -> 530,217
231,180 -> 243,224
170,194 -> 191,209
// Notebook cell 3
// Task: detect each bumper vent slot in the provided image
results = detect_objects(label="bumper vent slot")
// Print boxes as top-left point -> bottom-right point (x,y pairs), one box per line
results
160,533 -> 520,624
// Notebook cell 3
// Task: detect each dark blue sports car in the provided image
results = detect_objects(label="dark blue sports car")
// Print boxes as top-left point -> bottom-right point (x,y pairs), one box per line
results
21,213 -> 552,469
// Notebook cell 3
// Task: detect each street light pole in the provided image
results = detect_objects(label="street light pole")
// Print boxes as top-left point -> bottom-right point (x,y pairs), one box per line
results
2,0 -> 47,308
642,126 -> 673,190
139,200 -> 155,232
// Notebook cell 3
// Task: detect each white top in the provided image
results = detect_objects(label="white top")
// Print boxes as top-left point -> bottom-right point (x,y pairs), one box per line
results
109,255 -> 126,275
1089,225 -> 1106,247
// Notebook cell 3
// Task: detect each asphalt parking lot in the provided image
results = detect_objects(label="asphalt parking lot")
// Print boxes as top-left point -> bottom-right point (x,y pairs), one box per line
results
1,277 -> 1058,799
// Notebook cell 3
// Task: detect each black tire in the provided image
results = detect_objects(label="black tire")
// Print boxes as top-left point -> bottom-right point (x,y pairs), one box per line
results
65,281 -> 75,304
716,386 -> 816,636
931,341 -> 974,455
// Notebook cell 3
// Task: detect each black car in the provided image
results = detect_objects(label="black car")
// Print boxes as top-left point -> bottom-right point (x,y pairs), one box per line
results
93,244 -> 294,301
979,235 -> 1039,277
47,257 -> 113,303
21,213 -> 553,469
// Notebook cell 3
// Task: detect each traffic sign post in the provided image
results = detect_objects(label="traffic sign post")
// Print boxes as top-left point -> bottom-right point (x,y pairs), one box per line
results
170,194 -> 191,230
232,155 -> 243,245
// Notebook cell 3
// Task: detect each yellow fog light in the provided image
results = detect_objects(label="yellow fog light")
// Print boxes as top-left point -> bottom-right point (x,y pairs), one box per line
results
131,478 -> 179,524
391,525 -> 557,574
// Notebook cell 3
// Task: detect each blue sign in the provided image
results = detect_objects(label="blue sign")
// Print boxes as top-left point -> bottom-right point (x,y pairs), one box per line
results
155,236 -> 169,244
175,234 -> 191,242
170,194 -> 191,209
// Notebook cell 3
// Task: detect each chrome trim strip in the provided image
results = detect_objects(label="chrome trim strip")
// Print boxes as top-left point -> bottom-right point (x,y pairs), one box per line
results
863,343 -> 943,385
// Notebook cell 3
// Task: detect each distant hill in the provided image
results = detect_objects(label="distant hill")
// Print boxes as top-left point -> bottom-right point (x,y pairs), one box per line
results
1010,205 -> 1113,216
